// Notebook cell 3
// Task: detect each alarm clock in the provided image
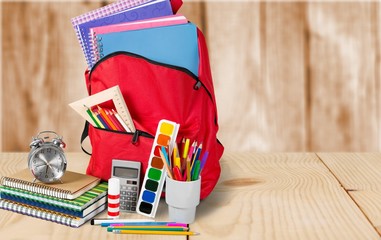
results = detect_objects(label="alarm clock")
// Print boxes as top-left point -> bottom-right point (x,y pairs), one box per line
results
28,131 -> 67,183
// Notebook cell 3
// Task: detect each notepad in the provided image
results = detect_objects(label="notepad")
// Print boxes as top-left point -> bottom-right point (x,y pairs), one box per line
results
71,0 -> 152,69
0,169 -> 100,200
94,22 -> 199,76
0,182 -> 108,217
76,0 -> 173,69
90,14 -> 188,36
0,199 -> 106,228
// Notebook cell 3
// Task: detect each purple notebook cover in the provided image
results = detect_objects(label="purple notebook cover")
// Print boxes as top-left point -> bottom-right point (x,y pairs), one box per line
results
77,0 -> 173,69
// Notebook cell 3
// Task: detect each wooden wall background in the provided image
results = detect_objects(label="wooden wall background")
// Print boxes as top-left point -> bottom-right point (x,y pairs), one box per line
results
1,1 -> 380,153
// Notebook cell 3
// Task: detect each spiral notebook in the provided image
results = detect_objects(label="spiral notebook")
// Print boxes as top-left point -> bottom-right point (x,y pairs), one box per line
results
0,199 -> 106,228
0,182 -> 108,217
71,0 -> 152,68
77,0 -> 173,69
0,169 -> 100,200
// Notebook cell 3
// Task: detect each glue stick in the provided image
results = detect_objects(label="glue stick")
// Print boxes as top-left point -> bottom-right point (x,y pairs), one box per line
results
108,177 -> 120,218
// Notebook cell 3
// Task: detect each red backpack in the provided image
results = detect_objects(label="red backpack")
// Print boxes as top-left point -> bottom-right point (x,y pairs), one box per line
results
82,28 -> 224,199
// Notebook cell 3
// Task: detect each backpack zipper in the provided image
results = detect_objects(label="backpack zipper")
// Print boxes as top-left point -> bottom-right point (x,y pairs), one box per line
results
95,127 -> 154,144
89,51 -> 214,103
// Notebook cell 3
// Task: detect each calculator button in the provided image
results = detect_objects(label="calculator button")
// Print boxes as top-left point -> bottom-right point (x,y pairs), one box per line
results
132,202 -> 136,206
131,207 -> 136,211
132,192 -> 137,196
121,185 -> 127,190
132,187 -> 137,191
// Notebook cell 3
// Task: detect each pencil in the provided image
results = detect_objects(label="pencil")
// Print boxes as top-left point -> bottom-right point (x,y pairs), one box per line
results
159,149 -> 174,179
182,138 -> 190,159
106,109 -> 124,131
84,105 -> 101,128
108,226 -> 189,232
186,156 -> 191,181
93,111 -> 107,129
191,160 -> 201,181
97,105 -> 117,130
113,229 -> 200,235
112,109 -> 132,132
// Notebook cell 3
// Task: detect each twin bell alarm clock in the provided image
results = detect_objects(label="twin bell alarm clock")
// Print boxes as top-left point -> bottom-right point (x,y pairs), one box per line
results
28,131 -> 67,183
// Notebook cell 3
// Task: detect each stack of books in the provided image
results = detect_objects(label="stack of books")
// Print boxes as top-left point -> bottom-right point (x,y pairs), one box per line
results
0,169 -> 107,227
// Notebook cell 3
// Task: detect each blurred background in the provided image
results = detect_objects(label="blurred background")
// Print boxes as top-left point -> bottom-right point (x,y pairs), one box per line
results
1,0 -> 380,153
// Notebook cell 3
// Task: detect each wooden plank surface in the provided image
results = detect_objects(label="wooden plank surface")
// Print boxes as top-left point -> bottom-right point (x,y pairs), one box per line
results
317,153 -> 381,235
204,2 -> 307,151
190,152 -> 380,239
0,2 -> 2,152
1,2 -> 97,152
0,152 -> 185,240
308,2 -> 379,151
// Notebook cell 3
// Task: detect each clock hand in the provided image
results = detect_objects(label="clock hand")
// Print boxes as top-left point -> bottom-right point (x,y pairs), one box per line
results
34,164 -> 47,168
38,153 -> 54,171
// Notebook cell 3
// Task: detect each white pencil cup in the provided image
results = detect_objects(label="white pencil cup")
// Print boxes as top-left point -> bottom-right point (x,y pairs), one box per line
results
165,175 -> 201,224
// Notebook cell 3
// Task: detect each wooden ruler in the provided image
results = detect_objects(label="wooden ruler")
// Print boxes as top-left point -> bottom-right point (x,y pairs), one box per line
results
69,85 -> 136,132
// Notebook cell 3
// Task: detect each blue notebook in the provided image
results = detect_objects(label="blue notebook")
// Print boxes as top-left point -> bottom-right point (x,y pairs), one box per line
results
95,22 -> 199,76
78,0 -> 173,69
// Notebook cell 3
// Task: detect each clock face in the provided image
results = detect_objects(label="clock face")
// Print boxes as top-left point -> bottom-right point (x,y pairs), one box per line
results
28,144 -> 67,183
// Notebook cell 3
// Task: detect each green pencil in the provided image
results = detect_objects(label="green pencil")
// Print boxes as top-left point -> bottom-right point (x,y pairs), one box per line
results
84,105 -> 101,128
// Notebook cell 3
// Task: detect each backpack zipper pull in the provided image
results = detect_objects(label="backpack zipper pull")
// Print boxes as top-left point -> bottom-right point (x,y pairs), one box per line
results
194,80 -> 202,90
132,130 -> 140,145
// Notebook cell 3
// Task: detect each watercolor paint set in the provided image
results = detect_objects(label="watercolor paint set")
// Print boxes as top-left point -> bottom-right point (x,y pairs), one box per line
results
136,119 -> 180,218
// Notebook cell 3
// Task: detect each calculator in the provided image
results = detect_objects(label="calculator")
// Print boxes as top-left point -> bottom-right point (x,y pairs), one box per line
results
111,159 -> 141,212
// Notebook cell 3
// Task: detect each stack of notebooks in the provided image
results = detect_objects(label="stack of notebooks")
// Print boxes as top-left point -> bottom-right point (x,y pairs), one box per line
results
71,0 -> 199,76
0,169 -> 107,227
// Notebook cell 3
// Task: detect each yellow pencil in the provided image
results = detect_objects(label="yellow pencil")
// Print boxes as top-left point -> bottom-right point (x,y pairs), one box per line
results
113,229 -> 200,235
182,138 -> 190,159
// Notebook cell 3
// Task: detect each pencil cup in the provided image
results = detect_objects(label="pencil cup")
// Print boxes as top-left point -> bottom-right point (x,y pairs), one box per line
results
165,175 -> 201,224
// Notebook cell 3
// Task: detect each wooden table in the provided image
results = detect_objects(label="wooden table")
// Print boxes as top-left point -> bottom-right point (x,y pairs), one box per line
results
1,152 -> 381,239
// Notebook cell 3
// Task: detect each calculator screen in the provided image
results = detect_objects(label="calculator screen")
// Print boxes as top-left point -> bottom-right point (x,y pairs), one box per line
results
113,166 -> 138,178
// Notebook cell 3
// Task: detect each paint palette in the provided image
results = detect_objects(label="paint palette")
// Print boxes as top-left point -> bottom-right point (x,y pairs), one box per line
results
136,119 -> 180,218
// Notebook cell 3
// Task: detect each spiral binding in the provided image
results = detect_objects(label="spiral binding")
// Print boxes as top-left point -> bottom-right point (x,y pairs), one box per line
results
0,199 -> 75,227
89,30 -> 102,69
80,27 -> 93,70
1,176 -> 71,199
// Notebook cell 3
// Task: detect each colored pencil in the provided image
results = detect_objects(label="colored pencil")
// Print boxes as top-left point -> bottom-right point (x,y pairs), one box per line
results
159,149 -> 174,179
113,229 -> 200,235
84,105 -> 101,128
182,138 -> 190,159
112,109 -> 132,132
191,160 -> 201,181
97,105 -> 117,130
200,151 -> 209,172
172,166 -> 182,181
108,226 -> 189,232
93,111 -> 107,129
108,222 -> 187,227
106,109 -> 124,131
91,218 -> 154,225
186,156 -> 191,181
